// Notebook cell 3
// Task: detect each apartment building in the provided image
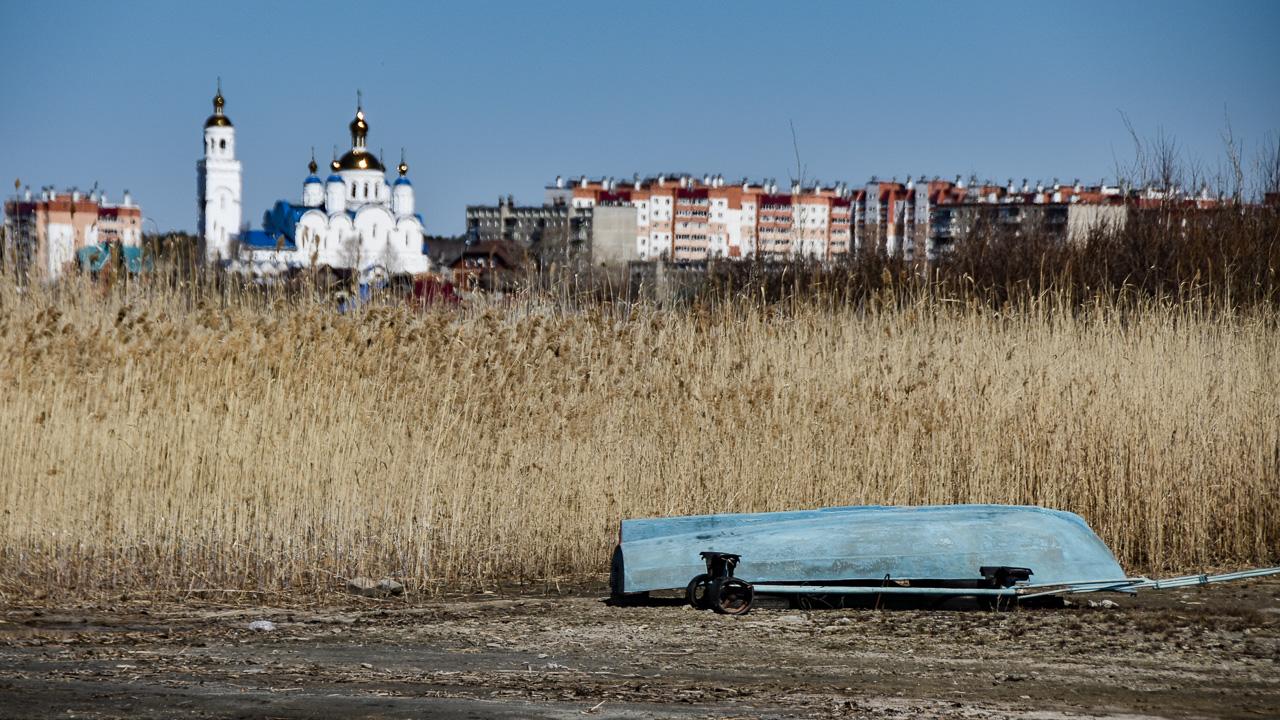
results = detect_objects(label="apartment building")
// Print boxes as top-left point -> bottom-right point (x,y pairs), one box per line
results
465,196 -> 590,268
464,194 -> 639,268
911,177 -> 1152,259
488,173 -> 1229,266
3,187 -> 142,280
551,175 -> 860,262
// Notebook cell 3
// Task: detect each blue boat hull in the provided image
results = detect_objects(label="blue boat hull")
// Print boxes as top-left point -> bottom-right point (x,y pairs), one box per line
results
611,504 -> 1126,595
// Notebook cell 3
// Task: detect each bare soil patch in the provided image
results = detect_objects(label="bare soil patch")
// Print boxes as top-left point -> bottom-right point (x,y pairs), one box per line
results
1,579 -> 1277,719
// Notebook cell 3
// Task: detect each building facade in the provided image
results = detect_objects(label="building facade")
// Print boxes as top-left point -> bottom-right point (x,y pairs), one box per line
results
4,187 -> 142,280
197,86 -> 431,280
548,175 -> 860,263
465,196 -> 591,268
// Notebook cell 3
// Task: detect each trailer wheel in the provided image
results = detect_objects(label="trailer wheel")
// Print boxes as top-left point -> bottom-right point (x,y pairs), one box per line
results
711,578 -> 754,615
686,574 -> 713,610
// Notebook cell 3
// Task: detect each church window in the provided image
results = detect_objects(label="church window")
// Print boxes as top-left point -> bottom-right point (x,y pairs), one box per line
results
351,184 -> 357,198
363,184 -> 369,199
219,139 -> 226,150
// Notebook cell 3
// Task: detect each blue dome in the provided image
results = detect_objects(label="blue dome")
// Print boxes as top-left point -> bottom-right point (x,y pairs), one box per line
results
394,177 -> 412,186
304,175 -> 322,185
326,174 -> 344,184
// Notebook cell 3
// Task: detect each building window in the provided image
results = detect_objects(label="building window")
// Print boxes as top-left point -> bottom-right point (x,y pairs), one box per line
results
219,139 -> 226,150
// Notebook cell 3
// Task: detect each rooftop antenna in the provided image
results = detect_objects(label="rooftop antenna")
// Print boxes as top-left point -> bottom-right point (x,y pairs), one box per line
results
789,119 -> 806,186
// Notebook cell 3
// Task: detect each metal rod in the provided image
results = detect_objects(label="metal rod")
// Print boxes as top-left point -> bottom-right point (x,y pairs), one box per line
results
1129,566 -> 1280,590
1017,566 -> 1280,599
1019,577 -> 1148,590
753,584 -> 1019,597
1018,583 -> 1140,600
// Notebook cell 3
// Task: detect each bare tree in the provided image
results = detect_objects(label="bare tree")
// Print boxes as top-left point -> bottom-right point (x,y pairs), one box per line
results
1255,131 -> 1280,199
1115,110 -> 1146,191
1151,126 -> 1182,192
1116,111 -> 1182,195
789,119 -> 808,258
1220,109 -> 1245,203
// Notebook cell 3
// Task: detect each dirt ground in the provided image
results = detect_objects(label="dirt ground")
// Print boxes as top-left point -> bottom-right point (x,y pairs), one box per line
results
1,579 -> 1277,719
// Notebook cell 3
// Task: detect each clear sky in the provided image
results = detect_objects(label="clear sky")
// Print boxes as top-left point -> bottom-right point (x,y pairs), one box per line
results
2,1 -> 1278,235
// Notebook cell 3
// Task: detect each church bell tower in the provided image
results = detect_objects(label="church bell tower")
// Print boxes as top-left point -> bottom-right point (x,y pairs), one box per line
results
197,79 -> 242,263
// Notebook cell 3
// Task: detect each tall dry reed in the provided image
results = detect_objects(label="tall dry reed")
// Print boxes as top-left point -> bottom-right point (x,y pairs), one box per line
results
0,277 -> 1276,598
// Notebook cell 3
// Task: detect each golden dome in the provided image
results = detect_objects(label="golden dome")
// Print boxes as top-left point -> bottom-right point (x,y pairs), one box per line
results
205,80 -> 232,128
336,149 -> 385,172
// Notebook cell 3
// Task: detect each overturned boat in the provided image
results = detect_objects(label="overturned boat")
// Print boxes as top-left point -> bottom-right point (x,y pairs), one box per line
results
609,504 -> 1280,614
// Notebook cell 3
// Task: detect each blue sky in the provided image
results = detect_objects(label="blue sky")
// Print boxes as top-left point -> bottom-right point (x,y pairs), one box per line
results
2,1 -> 1277,235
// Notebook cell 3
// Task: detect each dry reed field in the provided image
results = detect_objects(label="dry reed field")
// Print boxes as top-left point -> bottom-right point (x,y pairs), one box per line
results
0,279 -> 1277,599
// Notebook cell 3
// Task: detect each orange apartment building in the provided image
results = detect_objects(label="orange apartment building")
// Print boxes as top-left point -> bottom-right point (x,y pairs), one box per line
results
3,187 -> 143,280
549,175 -> 858,262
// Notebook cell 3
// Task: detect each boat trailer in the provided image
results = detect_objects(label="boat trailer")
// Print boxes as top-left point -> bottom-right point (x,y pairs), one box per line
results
684,550 -> 1280,615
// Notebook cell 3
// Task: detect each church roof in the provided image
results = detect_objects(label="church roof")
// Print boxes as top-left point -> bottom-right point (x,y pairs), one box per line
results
326,174 -> 344,184
304,175 -> 323,185
261,201 -> 311,247
394,176 -> 412,186
241,229 -> 297,251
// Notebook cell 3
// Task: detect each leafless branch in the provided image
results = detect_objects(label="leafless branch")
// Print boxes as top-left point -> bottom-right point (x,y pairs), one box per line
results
1255,131 -> 1280,197
1220,108 -> 1245,203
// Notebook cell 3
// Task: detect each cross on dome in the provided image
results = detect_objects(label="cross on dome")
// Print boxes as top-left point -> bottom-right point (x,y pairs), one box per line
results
205,77 -> 232,128
337,90 -> 383,171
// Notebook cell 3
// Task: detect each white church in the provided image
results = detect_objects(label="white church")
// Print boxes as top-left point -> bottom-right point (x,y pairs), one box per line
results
197,84 -> 431,280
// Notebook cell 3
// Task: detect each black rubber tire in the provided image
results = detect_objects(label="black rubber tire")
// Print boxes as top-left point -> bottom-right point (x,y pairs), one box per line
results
608,546 -> 625,599
686,574 -> 713,610
711,578 -> 754,615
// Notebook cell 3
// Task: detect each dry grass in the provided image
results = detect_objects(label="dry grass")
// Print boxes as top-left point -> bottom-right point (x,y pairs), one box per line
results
0,278 -> 1277,599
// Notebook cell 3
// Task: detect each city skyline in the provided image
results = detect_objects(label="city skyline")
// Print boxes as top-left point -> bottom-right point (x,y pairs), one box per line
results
2,0 -> 1278,235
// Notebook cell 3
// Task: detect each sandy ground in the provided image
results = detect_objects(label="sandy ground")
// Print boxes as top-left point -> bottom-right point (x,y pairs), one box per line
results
1,579 -> 1277,719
